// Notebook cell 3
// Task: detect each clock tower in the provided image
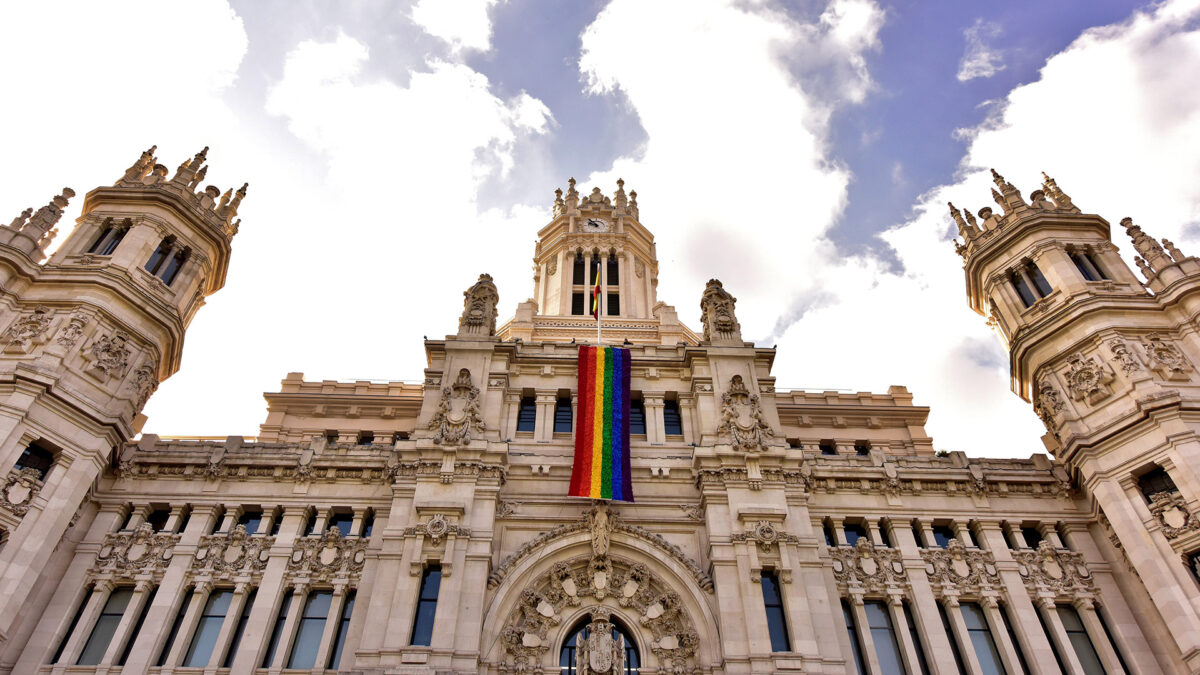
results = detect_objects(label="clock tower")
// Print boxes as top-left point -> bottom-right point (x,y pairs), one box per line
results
502,179 -> 696,345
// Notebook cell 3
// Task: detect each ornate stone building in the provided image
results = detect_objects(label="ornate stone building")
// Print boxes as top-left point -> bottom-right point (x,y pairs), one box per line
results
0,151 -> 1196,674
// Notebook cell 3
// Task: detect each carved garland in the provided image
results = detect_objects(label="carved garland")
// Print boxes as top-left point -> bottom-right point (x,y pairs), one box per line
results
921,539 -> 1002,594
1014,541 -> 1094,597
831,539 -> 907,595
93,524 -> 180,580
286,528 -> 368,584
191,525 -> 274,581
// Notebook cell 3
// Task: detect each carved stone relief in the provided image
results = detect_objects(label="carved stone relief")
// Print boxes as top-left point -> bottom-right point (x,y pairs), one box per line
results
3,306 -> 52,354
717,375 -> 774,453
85,330 -> 132,380
731,520 -> 799,552
429,368 -> 485,446
1034,376 -> 1066,429
191,525 -> 273,580
0,467 -> 43,516
499,553 -> 699,674
459,273 -> 500,337
287,528 -> 368,583
1014,541 -> 1094,596
921,539 -> 1001,594
93,524 -> 179,579
128,363 -> 159,412
1142,334 -> 1192,381
1149,491 -> 1200,540
1108,338 -> 1143,375
404,512 -> 470,546
1064,352 -> 1114,404
573,608 -> 626,675
831,539 -> 907,594
699,279 -> 741,342
56,310 -> 89,348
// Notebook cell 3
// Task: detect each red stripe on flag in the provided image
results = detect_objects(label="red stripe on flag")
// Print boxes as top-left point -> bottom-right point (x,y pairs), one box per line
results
568,345 -> 595,496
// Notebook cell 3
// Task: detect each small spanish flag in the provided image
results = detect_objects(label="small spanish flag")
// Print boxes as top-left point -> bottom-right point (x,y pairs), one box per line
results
591,260 -> 601,320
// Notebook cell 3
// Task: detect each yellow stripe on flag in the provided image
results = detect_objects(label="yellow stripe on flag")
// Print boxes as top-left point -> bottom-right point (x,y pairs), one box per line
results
590,347 -> 605,497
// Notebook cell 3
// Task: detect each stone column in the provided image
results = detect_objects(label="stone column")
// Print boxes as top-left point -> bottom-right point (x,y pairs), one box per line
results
644,395 -> 665,445
268,583 -> 309,669
1074,598 -> 1125,675
833,519 -> 849,547
312,583 -> 348,669
848,594 -> 882,674
622,250 -> 637,317
678,395 -> 696,444
534,391 -> 555,443
161,581 -> 212,668
226,507 -> 305,673
99,579 -> 155,666
600,251 -> 610,317
892,525 -> 958,674
887,593 -> 924,675
56,580 -> 115,666
977,522 -> 1059,675
942,596 -> 985,675
980,595 -> 1024,675
206,582 -> 251,668
1036,597 -> 1086,675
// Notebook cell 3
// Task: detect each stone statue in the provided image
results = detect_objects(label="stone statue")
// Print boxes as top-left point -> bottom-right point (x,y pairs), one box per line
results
700,279 -> 741,343
575,610 -> 626,675
458,273 -> 499,337
586,502 -> 614,557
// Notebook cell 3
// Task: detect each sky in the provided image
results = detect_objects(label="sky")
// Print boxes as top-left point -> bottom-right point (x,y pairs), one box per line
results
3,0 -> 1200,458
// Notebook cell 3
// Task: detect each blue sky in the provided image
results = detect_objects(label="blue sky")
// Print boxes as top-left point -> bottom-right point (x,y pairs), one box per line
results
2,0 -> 1199,457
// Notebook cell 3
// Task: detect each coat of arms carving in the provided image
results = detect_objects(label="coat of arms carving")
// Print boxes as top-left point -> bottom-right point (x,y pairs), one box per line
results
717,375 -> 774,452
576,610 -> 626,675
3,306 -> 52,354
429,368 -> 485,446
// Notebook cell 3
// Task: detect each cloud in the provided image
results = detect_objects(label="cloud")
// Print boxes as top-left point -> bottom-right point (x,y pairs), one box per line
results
411,0 -> 502,52
957,18 -> 1006,81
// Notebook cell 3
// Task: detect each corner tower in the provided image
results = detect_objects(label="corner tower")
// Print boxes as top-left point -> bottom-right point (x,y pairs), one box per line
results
503,180 -> 696,345
0,147 -> 245,651
957,170 -> 1200,669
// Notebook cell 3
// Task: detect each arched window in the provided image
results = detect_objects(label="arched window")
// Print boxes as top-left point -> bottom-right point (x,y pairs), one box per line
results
559,616 -> 640,674
573,251 -> 585,285
87,219 -> 129,256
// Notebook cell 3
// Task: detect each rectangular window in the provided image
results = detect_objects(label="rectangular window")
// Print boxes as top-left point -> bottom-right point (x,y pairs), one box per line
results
288,591 -> 333,668
823,521 -> 837,547
842,600 -> 866,674
157,588 -> 193,666
117,586 -> 157,666
328,590 -> 356,668
14,442 -> 54,480
843,522 -> 867,546
146,508 -> 172,532
607,256 -> 619,285
1029,264 -> 1053,297
78,587 -> 135,665
54,589 -> 91,664
607,293 -> 620,316
183,589 -> 234,667
572,292 -> 585,315
87,224 -> 115,254
630,398 -> 646,435
1000,603 -> 1030,675
877,519 -> 893,548
760,571 -> 791,652
1036,606 -> 1068,675
1095,606 -> 1131,675
262,592 -> 293,667
1021,526 -> 1043,549
854,441 -> 870,456
663,399 -> 683,436
411,565 -> 442,646
223,589 -> 256,667
903,601 -> 931,675
362,511 -> 375,537
554,397 -> 573,433
1011,274 -> 1037,308
1058,605 -> 1104,674
820,440 -> 837,455
1138,466 -> 1178,501
573,255 -> 585,284
1084,253 -> 1109,280
516,396 -> 537,432
357,431 -> 375,445
961,602 -> 1007,675
237,510 -> 263,535
161,251 -> 187,285
328,512 -> 355,537
864,601 -> 906,675
932,525 -> 956,549
1072,253 -> 1098,281
145,238 -> 173,275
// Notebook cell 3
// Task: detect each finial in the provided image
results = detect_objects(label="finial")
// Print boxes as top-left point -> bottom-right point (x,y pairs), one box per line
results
188,165 -> 208,190
6,208 -> 32,230
218,182 -> 249,222
192,146 -> 209,167
990,168 -> 1005,186
121,144 -> 159,183
991,188 -> 1004,206
555,188 -> 563,198
614,178 -> 627,208
1120,217 -> 1134,229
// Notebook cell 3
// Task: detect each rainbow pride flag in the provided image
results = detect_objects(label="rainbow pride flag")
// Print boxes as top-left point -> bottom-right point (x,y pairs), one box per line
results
568,345 -> 634,501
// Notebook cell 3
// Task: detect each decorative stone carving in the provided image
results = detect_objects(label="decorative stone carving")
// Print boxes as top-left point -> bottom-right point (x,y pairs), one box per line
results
287,528 -> 368,583
497,500 -> 521,519
191,525 -> 273,580
128,363 -> 158,412
679,504 -> 703,522
831,539 -> 907,594
459,273 -> 499,337
587,503 -> 614,557
0,467 -> 44,516
732,520 -> 799,552
921,539 -> 1001,593
634,260 -> 645,279
56,310 -> 89,348
1142,334 -> 1192,381
1034,376 -> 1066,428
1108,338 -> 1143,375
429,368 -> 485,446
717,375 -> 774,453
1064,352 -> 1114,404
1149,491 -> 1200,539
1015,541 -> 1094,595
85,330 -> 132,380
575,609 -> 626,675
547,256 -> 558,276
93,523 -> 179,579
699,279 -> 741,342
500,554 -> 699,674
3,306 -> 52,354
404,512 -> 470,546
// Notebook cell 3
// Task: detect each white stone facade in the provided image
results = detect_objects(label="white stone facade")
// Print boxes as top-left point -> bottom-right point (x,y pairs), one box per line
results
0,154 -> 1195,674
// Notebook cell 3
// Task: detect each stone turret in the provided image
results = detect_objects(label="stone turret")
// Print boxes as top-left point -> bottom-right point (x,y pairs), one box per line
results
961,170 -> 1200,670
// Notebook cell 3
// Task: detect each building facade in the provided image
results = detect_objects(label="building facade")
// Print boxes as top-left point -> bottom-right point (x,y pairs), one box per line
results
0,150 -> 1196,674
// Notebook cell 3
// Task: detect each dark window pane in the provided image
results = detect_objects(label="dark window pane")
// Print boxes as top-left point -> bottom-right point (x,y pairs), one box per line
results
158,589 -> 193,666
854,441 -> 870,456
1000,603 -> 1030,675
1138,467 -> 1178,501
88,225 -> 114,254
823,522 -> 836,547
262,592 -> 293,667
865,601 -> 905,675
183,590 -> 233,667
877,520 -> 892,548
98,227 -> 127,256
223,590 -> 256,667
1011,274 -> 1037,307
572,292 -> 585,315
1058,605 -> 1104,674
328,512 -> 354,537
903,601 -> 931,675
357,431 -> 374,445
118,587 -> 157,665
1029,264 -> 1053,297
932,525 -> 955,549
54,589 -> 91,664
554,397 -> 573,433
607,293 -> 620,316
145,239 -> 172,275
15,443 -> 54,480
820,441 -> 837,455
607,256 -> 619,285
78,588 -> 134,665
288,591 -> 332,668
304,512 -> 318,536
961,602 -> 1006,675
938,603 -> 966,674
362,512 -> 375,538
516,397 -> 537,432
1021,527 -> 1043,549
1095,606 -> 1130,675
411,566 -> 441,646
663,400 -> 683,436
328,591 -> 356,669
1085,253 -> 1109,280
844,523 -> 867,546
146,509 -> 171,532
630,398 -> 646,435
760,572 -> 790,652
573,253 -> 585,284
160,251 -> 186,285
1036,606 -> 1068,674
843,600 -> 866,674
237,510 -> 262,535
1072,253 -> 1097,281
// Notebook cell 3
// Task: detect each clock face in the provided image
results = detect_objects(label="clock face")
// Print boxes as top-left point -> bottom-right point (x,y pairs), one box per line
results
583,217 -> 610,233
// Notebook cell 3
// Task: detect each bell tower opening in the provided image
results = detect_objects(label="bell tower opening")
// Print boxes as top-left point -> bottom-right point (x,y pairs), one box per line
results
559,613 -> 640,675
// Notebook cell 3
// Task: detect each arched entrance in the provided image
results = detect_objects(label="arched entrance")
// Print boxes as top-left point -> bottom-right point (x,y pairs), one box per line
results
559,611 -> 640,674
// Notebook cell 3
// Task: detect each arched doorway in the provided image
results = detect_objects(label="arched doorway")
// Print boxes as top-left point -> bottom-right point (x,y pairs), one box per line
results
559,613 -> 640,674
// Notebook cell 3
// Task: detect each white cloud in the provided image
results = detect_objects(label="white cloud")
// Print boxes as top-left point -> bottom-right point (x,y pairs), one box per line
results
412,0 -> 502,52
957,18 -> 1006,81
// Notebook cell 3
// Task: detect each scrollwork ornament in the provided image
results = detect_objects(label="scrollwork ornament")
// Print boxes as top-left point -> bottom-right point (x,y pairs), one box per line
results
1064,352 -> 1113,404
921,539 -> 1001,593
93,523 -> 179,579
287,528 -> 368,583
1142,333 -> 1193,381
429,368 -> 486,446
1149,491 -> 1200,539
717,375 -> 774,453
56,310 -> 89,347
85,330 -> 132,380
831,538 -> 907,594
0,467 -> 44,516
1014,541 -> 1094,595
3,305 -> 52,354
191,525 -> 273,580
1034,376 -> 1066,428
1108,338 -> 1143,375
